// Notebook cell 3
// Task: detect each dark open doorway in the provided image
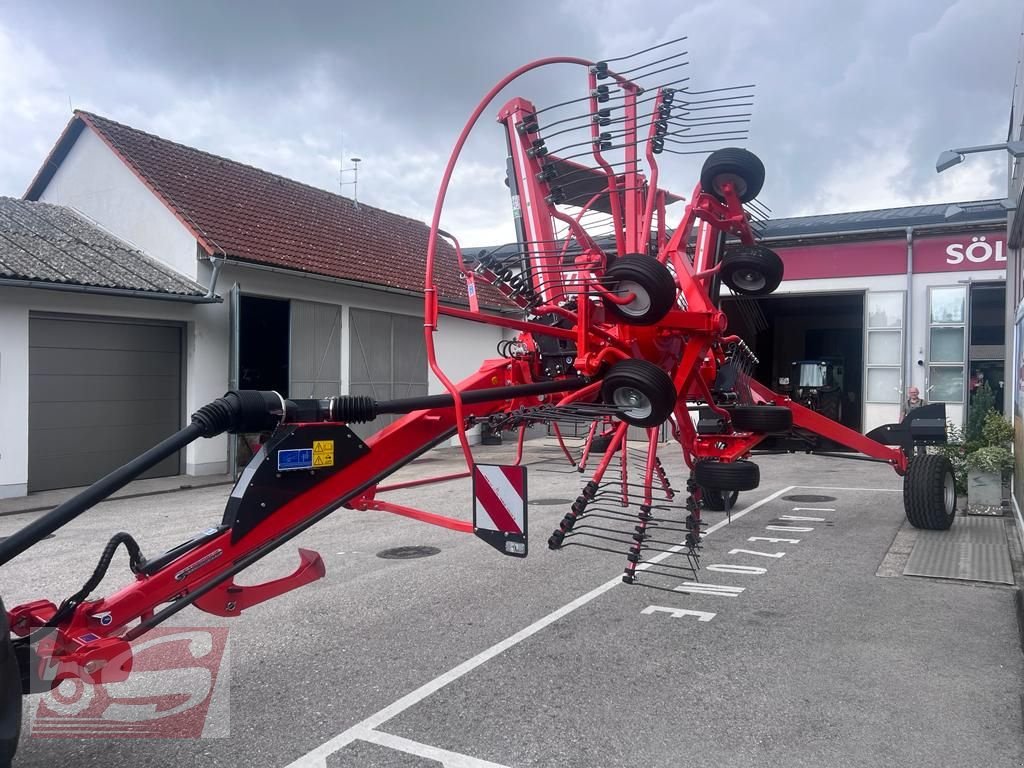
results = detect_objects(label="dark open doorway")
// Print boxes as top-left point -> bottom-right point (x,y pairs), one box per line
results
239,295 -> 290,398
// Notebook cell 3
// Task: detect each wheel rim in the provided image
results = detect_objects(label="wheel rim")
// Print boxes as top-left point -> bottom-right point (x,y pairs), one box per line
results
611,279 -> 651,317
943,470 -> 956,514
713,172 -> 748,198
731,268 -> 766,292
612,386 -> 653,419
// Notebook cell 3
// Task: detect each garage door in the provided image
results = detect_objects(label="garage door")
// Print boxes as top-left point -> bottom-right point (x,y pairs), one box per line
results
349,308 -> 427,437
29,316 -> 183,492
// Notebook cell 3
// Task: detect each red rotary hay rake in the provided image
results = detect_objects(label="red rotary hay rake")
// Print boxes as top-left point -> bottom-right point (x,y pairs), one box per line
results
0,38 -> 954,761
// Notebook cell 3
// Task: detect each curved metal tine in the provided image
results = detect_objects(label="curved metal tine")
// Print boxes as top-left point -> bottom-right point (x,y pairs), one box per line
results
533,85 -> 625,117
746,199 -> 772,215
615,49 -> 689,77
665,129 -> 749,142
600,35 -> 689,64
671,112 -> 752,124
676,92 -> 755,107
679,83 -> 756,96
677,101 -> 754,112
617,59 -> 690,85
662,144 -> 748,155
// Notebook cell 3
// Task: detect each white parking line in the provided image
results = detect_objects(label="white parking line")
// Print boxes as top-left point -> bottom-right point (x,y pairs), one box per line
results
281,484 -> 796,767
358,728 -> 511,767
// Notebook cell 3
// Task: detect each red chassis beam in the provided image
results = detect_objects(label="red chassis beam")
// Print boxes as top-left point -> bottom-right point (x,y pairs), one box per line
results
9,357 -> 561,687
747,378 -> 907,473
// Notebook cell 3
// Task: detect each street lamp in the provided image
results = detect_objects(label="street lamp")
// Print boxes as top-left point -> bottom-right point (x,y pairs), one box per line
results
935,140 -> 1024,173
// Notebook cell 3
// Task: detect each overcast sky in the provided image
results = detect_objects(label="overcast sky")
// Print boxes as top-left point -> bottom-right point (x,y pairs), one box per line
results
1,0 -> 1022,247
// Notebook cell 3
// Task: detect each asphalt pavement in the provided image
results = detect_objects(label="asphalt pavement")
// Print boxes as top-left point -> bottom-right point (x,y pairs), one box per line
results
2,442 -> 1022,767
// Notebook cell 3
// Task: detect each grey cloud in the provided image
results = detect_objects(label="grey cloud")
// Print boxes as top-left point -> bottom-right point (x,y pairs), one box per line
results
0,0 -> 1020,248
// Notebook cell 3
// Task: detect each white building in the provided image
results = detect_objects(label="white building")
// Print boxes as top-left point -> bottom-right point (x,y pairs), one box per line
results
0,111 -> 503,498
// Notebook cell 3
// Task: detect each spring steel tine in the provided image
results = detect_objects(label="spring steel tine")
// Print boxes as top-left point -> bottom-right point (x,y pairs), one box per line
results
679,82 -> 756,96
663,143 -> 748,155
670,112 -> 752,124
533,86 -> 626,117
747,198 -> 773,215
600,35 -> 688,64
677,92 -> 756,106
665,129 -> 749,141
616,59 -> 690,84
615,49 -> 690,77
674,100 -> 754,112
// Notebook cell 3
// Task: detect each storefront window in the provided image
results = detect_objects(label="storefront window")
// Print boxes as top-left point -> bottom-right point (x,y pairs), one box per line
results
868,293 -> 903,328
867,330 -> 901,365
927,285 -> 966,403
929,327 -> 965,362
865,292 -> 904,403
867,368 -> 900,403
929,286 -> 965,324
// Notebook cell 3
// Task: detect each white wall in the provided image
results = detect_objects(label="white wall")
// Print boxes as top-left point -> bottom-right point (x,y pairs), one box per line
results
0,284 -> 230,497
36,127 -> 201,281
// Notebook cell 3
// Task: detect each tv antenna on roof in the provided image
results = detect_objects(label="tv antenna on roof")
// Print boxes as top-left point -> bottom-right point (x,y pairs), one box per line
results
340,156 -> 362,209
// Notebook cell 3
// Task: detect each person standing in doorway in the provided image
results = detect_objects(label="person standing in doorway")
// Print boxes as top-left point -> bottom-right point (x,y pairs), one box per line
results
902,386 -> 925,419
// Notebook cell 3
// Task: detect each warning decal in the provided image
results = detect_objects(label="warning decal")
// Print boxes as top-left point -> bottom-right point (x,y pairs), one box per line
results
312,440 -> 334,468
472,464 -> 528,557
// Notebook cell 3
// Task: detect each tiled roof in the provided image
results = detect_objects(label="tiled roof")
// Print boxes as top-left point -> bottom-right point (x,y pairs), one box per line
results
36,111 -> 491,306
0,197 -> 208,298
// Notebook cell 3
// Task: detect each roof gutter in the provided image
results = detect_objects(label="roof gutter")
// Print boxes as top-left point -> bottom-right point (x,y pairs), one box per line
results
0,278 -> 221,303
221,257 -> 516,314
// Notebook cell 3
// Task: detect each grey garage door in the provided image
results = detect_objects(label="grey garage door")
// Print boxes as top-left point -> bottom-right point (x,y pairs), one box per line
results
349,308 -> 427,438
29,315 -> 183,492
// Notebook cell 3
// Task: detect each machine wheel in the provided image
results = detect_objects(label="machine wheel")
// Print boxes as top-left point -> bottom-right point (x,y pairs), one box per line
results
693,459 -> 760,491
728,405 -> 793,433
719,246 -> 784,296
601,360 -> 677,428
0,598 -> 21,768
904,454 -> 957,530
601,255 -> 677,325
701,487 -> 739,511
700,148 -> 765,203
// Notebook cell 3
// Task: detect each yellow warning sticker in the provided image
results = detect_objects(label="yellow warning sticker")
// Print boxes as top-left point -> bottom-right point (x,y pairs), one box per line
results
312,440 -> 334,468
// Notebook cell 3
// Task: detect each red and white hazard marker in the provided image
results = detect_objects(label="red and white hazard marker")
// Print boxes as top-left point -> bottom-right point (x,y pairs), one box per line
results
473,464 -> 528,557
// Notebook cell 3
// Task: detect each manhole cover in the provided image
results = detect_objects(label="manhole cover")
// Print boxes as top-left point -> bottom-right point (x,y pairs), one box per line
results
530,498 -> 573,506
782,494 -> 836,503
376,546 -> 441,560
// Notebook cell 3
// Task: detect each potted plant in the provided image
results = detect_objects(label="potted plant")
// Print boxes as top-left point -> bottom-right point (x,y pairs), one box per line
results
965,406 -> 1013,515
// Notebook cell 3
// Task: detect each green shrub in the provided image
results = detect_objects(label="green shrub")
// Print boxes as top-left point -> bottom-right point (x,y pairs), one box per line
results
966,445 -> 1014,473
981,410 -> 1012,447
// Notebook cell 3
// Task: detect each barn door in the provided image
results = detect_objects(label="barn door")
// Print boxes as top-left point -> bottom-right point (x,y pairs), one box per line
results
349,308 -> 428,437
290,300 -> 343,399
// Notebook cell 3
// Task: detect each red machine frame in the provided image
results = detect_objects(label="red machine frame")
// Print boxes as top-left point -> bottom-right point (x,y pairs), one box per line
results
3,46 -> 928,705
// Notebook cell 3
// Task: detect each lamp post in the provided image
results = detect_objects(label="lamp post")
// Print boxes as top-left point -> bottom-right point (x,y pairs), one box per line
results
935,140 -> 1022,417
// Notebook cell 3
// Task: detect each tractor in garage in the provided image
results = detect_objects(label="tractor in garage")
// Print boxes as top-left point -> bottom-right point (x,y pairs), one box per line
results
778,357 -> 846,423
0,39 -> 954,764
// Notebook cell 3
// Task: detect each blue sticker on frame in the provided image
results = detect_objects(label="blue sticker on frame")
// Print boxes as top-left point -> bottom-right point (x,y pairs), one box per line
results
278,448 -> 313,471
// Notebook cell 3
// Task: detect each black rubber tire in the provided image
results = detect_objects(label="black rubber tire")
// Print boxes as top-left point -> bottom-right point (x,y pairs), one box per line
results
693,459 -> 760,491
700,148 -> 765,203
702,487 -> 739,511
728,405 -> 793,433
903,454 -> 957,530
0,598 -> 21,768
601,360 -> 677,428
719,245 -> 784,296
601,255 -> 677,325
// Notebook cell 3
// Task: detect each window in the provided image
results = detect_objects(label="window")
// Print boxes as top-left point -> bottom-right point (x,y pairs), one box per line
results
865,292 -> 903,403
927,285 -> 965,403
